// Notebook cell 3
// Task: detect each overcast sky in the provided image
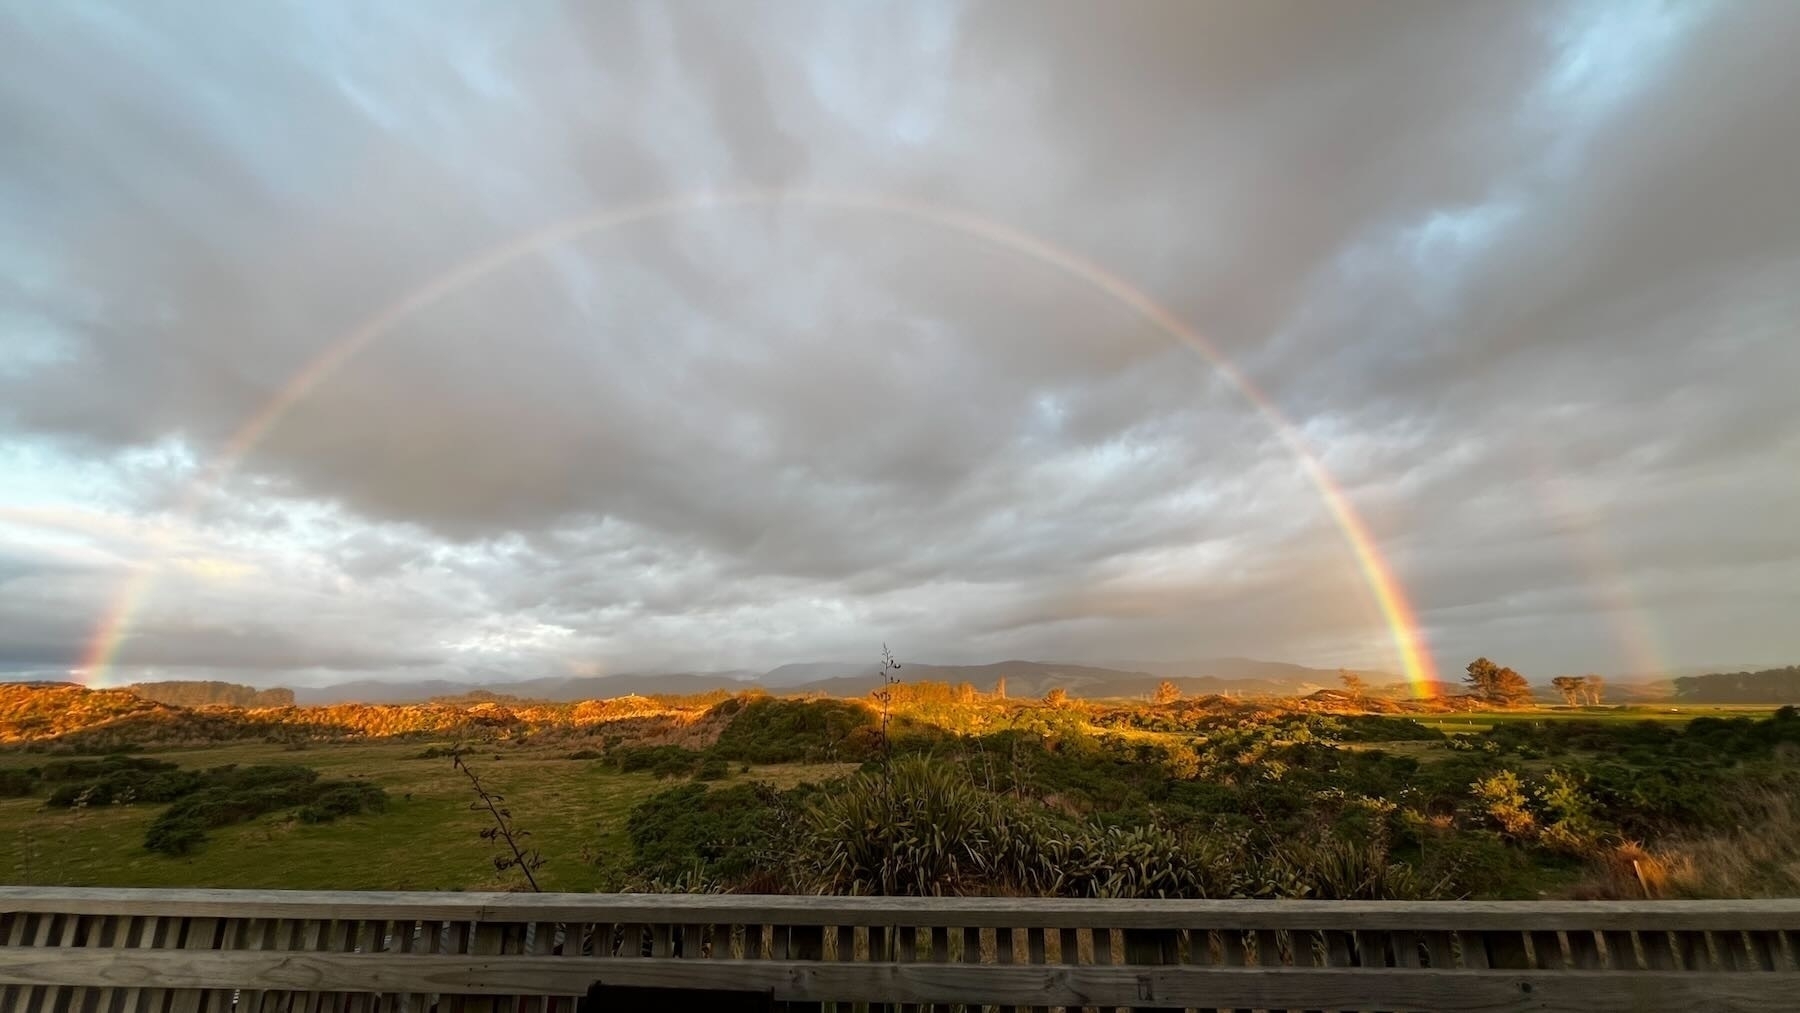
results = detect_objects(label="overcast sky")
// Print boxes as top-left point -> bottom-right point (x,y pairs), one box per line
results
3,1 -> 1798,688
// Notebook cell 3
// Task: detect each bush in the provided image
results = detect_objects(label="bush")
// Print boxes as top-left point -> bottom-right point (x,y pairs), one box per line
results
626,782 -> 796,885
297,782 -> 388,823
0,769 -> 34,797
711,698 -> 880,764
695,758 -> 730,781
1038,823 -> 1247,899
42,755 -> 191,808
143,820 -> 207,856
801,757 -> 1048,896
142,765 -> 386,855
612,746 -> 703,779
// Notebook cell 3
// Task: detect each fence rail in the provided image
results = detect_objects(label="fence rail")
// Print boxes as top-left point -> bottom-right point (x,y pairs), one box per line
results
1,888 -> 1796,1012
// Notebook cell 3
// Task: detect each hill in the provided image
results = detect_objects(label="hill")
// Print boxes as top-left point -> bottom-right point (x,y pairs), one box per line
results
287,656 -> 1404,705
292,672 -> 753,705
125,680 -> 295,709
1106,657 -> 1392,686
1674,667 -> 1800,704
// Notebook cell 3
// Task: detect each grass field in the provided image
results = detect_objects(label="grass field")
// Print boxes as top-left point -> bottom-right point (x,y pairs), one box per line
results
1,703 -> 1784,893
0,739 -> 848,892
1414,704 -> 1779,735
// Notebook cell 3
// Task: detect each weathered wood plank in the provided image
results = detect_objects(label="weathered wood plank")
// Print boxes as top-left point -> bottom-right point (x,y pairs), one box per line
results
1481,930 -> 1531,970
1419,930 -> 1455,970
791,924 -> 826,1013
1564,929 -> 1602,970
6,888 -> 1799,932
5,952 -> 1800,1011
1602,930 -> 1640,971
167,915 -> 219,1013
1640,930 -> 1679,971
236,917 -> 277,1013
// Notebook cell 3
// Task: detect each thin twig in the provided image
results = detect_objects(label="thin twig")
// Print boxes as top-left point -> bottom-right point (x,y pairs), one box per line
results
451,742 -> 544,892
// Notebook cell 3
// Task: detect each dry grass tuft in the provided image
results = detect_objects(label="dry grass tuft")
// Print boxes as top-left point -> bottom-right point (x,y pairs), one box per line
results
1572,789 -> 1800,899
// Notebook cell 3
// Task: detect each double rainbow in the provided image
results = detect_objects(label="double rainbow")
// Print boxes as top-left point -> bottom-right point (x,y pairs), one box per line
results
77,189 -> 1440,695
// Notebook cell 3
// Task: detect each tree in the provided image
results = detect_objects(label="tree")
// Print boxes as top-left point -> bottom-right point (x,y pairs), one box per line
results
1464,658 -> 1502,699
993,677 -> 1007,700
1550,676 -> 1584,707
1492,666 -> 1533,705
1465,657 -> 1532,705
1043,687 -> 1069,707
1338,669 -> 1368,702
1582,674 -> 1605,706
1152,680 -> 1182,705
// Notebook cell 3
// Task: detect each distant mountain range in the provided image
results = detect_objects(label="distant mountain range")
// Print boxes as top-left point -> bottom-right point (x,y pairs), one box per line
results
56,657 -> 1787,708
282,656 -> 1396,705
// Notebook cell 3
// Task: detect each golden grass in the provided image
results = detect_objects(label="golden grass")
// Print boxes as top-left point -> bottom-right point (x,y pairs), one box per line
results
1572,790 -> 1800,899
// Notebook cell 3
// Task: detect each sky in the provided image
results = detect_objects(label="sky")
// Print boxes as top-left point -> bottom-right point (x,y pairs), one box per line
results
2,1 -> 1798,689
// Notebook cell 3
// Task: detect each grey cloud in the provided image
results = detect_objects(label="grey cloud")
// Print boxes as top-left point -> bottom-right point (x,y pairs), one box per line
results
2,1 -> 1798,681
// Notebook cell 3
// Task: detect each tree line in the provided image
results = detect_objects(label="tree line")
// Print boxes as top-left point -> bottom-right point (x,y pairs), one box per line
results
1674,667 -> 1800,704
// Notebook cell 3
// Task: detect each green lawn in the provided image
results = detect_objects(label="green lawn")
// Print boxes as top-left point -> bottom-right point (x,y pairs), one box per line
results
1414,704 -> 1780,736
0,740 -> 848,891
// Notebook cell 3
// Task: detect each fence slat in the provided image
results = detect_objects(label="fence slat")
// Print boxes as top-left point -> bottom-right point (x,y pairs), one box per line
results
1482,930 -> 1531,970
8,889 -> 1800,930
1602,930 -> 1640,970
12,952 -> 1800,1010
6,889 -> 1800,1012
167,916 -> 220,1013
1565,929 -> 1603,969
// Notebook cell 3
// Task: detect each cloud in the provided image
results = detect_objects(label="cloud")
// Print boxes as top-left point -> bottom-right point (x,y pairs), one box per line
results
2,0 -> 1798,683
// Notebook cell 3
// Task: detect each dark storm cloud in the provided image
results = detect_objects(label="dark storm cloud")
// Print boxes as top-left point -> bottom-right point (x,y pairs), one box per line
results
2,0 -> 1798,681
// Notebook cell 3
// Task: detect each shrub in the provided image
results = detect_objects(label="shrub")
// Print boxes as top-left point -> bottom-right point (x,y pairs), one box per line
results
297,782 -> 388,823
711,698 -> 879,764
1536,769 -> 1605,857
1470,770 -> 1536,839
695,758 -> 730,781
42,755 -> 192,808
143,820 -> 207,856
612,746 -> 703,779
626,782 -> 795,885
1038,823 -> 1246,899
141,765 -> 386,855
800,757 -> 1046,896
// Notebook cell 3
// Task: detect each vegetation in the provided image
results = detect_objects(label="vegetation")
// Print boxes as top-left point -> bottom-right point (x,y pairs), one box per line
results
0,754 -> 389,857
125,681 -> 296,709
1549,675 -> 1605,706
450,746 -> 543,891
1462,658 -> 1532,705
1,670 -> 1796,900
1675,666 -> 1800,703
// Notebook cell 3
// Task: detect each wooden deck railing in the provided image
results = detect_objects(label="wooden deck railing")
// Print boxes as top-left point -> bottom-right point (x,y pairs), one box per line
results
0,888 -> 1796,1011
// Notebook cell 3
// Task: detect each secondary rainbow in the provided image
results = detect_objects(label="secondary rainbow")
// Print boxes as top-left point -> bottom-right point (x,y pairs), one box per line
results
77,188 -> 1440,695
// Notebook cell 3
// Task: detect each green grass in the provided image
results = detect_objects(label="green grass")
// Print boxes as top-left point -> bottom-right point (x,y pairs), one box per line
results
1413,704 -> 1780,736
0,740 -> 848,891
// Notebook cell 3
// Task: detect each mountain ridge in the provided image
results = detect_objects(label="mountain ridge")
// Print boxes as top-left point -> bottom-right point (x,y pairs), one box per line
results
281,657 -> 1393,705
81,659 -> 1791,707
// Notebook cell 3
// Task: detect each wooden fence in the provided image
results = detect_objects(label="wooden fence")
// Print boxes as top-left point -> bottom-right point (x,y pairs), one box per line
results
0,888 -> 1796,1012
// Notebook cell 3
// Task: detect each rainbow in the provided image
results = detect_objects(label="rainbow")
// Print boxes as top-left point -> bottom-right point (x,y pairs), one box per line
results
77,189 -> 1440,695
1524,454 -> 1668,681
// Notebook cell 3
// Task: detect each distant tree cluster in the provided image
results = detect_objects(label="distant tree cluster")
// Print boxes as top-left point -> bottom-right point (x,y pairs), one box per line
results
1549,675 -> 1606,706
1463,658 -> 1533,705
126,681 -> 296,709
1674,667 -> 1800,704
